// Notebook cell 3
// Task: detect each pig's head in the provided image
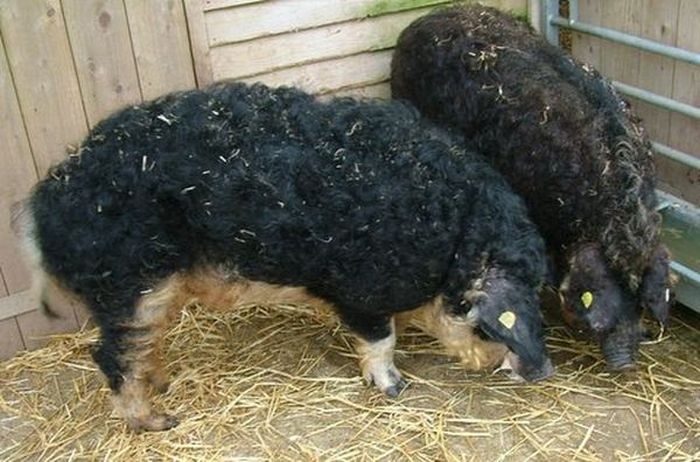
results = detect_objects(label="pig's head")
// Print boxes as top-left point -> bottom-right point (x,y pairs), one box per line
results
558,244 -> 670,370
466,272 -> 554,382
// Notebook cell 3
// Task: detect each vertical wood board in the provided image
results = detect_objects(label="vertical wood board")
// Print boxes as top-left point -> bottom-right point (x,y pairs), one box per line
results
0,268 -> 8,297
0,318 -> 25,360
124,0 -> 196,100
0,32 -> 38,296
0,0 -> 88,174
599,0 -> 642,86
669,0 -> 699,156
184,0 -> 214,86
664,0 -> 700,204
62,0 -> 142,126
571,0 -> 602,69
630,0 -> 679,145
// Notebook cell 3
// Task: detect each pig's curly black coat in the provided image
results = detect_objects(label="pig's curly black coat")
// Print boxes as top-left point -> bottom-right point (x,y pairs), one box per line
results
24,82 -> 546,391
391,6 -> 670,334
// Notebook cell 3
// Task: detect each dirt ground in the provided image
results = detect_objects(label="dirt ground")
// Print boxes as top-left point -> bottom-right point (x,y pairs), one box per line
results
0,300 -> 698,461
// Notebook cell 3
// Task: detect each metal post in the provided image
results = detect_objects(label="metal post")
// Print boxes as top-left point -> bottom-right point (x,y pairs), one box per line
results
568,0 -> 579,22
542,0 -> 560,46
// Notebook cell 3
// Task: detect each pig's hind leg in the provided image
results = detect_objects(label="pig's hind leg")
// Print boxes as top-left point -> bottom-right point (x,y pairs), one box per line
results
342,312 -> 407,397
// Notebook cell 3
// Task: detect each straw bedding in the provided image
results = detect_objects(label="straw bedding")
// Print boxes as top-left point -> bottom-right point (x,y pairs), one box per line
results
1,302 -> 698,461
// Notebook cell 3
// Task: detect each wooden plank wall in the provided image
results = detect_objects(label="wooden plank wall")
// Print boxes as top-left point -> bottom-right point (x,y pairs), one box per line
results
571,0 -> 700,205
186,0 -> 527,96
0,0 -> 521,359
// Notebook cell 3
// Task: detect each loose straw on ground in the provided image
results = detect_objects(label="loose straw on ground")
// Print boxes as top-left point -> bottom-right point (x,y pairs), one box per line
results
1,303 -> 698,461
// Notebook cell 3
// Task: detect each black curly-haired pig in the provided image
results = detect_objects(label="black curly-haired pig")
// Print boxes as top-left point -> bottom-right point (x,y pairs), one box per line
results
13,82 -> 552,431
391,5 -> 672,370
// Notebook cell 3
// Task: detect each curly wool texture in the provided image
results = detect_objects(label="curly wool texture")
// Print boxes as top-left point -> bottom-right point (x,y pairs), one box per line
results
391,5 -> 661,289
27,82 -> 546,388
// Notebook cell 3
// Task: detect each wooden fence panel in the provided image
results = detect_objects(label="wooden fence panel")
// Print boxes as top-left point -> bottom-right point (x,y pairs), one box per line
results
664,0 -> 700,204
0,0 -> 88,174
238,50 -> 393,94
15,291 -> 81,351
62,0 -> 142,126
669,0 -> 700,153
632,0 -> 679,145
571,0 -> 602,72
0,269 -> 7,298
599,0 -> 642,87
210,8 -> 432,81
203,0 -> 526,95
0,33 -> 37,296
124,0 -> 196,100
205,0 -> 451,47
329,82 -> 391,99
184,0 -> 214,86
203,0 -> 265,11
0,318 -> 24,361
0,0 -> 89,358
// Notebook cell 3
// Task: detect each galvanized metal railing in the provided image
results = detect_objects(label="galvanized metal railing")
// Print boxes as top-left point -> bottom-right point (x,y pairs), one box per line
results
538,0 -> 700,311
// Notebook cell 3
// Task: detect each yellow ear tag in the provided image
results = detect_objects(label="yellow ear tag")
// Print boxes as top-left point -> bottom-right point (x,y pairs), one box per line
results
498,311 -> 516,329
581,291 -> 594,309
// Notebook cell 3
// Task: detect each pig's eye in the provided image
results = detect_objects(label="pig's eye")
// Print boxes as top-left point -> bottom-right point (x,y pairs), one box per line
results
498,310 -> 516,329
580,291 -> 594,309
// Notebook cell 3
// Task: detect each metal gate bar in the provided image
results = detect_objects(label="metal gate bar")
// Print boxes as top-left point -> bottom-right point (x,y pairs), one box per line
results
612,81 -> 700,121
548,16 -> 700,65
651,142 -> 700,172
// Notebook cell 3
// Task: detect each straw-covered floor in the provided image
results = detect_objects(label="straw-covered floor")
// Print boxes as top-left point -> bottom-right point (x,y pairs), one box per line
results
1,300 -> 699,461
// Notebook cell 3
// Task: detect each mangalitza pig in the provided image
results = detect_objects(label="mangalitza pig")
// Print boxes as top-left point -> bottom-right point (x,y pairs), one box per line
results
13,82 -> 552,431
391,5 -> 672,369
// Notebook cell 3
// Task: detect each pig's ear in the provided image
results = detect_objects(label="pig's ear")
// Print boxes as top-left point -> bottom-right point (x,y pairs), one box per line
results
639,245 -> 673,325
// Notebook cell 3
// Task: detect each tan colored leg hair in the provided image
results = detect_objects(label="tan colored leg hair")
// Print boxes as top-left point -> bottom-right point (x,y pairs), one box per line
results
401,297 -> 508,371
109,268 -> 334,431
112,276 -> 181,431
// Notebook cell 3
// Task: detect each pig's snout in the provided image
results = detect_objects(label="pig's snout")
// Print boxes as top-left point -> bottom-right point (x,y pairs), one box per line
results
497,352 -> 554,382
602,337 -> 637,371
600,321 -> 640,371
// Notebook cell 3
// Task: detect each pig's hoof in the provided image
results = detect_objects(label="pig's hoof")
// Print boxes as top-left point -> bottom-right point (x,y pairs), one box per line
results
384,376 -> 408,398
609,361 -> 637,372
365,366 -> 408,397
128,413 -> 180,432
604,351 -> 637,372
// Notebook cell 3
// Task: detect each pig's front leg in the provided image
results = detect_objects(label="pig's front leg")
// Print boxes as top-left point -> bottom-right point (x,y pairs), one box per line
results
343,313 -> 407,397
